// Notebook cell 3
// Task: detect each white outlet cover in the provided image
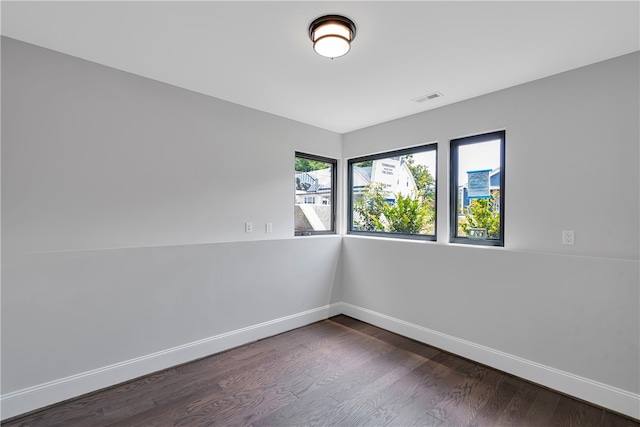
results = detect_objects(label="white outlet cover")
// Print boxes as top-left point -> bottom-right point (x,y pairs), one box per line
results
562,230 -> 574,245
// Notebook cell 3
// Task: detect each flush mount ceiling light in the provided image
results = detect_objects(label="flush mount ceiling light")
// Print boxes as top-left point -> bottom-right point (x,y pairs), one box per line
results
308,15 -> 356,59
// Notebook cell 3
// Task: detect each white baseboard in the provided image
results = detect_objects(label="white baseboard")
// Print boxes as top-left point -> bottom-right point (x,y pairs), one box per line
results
340,302 -> 640,421
0,304 -> 340,421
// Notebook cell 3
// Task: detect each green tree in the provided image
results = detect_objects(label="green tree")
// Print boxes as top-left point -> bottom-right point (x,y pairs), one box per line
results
295,158 -> 328,172
380,192 -> 429,234
405,156 -> 435,199
353,182 -> 386,231
460,190 -> 500,238
353,182 -> 434,234
404,156 -> 436,230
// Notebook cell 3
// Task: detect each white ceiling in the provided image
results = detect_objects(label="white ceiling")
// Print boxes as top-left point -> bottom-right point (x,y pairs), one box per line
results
2,1 -> 639,134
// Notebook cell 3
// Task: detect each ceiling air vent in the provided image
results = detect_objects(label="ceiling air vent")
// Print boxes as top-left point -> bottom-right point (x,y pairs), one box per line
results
413,92 -> 444,103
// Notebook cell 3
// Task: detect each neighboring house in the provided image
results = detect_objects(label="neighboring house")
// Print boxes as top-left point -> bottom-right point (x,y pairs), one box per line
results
295,168 -> 333,206
351,164 -> 371,202
459,168 -> 501,213
295,168 -> 334,231
352,159 -> 417,204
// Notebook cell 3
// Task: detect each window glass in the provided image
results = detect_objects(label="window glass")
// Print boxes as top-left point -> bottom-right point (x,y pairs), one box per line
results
348,144 -> 437,240
295,152 -> 336,235
450,131 -> 505,246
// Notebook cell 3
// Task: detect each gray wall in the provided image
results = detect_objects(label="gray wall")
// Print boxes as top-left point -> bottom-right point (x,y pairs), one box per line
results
1,38 -> 342,253
2,36 -> 639,419
1,37 -> 343,414
342,52 -> 639,394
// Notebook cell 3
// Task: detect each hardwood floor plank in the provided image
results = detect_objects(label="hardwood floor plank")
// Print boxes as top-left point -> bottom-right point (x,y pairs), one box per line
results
551,395 -> 606,427
410,359 -> 493,425
356,357 -> 454,425
311,399 -> 380,427
602,410 -> 640,427
435,366 -> 507,426
521,386 -> 562,426
250,393 -> 341,426
397,337 -> 443,360
323,351 -> 438,426
107,384 -> 228,427
385,405 -> 445,427
467,374 -> 522,426
328,347 -> 427,403
327,314 -> 368,330
492,380 -> 541,426
97,344 -> 282,425
168,387 -> 298,427
363,378 -> 442,426
249,336 -> 399,424
221,390 -> 299,426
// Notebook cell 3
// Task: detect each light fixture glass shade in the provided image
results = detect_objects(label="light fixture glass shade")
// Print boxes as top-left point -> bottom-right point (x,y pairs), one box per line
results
314,36 -> 351,58
309,15 -> 356,59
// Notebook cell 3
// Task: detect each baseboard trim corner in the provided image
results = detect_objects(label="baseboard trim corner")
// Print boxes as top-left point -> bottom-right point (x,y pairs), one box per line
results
340,302 -> 640,421
0,303 -> 339,421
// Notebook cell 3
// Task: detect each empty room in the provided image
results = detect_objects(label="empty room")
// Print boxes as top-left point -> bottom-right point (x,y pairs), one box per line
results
1,1 -> 639,426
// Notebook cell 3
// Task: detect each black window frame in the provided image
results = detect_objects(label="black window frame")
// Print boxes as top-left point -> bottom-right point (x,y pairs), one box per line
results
449,130 -> 505,247
294,152 -> 337,236
347,143 -> 438,241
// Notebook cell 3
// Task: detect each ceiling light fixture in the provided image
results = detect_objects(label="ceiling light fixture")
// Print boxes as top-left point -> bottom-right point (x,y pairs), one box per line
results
308,15 -> 356,59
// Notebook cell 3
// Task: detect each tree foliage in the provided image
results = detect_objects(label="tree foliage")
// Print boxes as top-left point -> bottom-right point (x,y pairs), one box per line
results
353,183 -> 386,231
380,192 -> 430,234
405,155 -> 435,199
460,190 -> 501,238
295,158 -> 328,172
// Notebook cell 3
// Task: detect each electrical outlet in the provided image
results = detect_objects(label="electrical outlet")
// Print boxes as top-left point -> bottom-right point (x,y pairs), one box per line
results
245,222 -> 253,233
266,223 -> 273,233
562,230 -> 574,245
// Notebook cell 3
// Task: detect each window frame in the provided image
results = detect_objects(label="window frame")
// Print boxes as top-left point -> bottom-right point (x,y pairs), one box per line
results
347,143 -> 438,241
449,130 -> 505,247
294,151 -> 337,236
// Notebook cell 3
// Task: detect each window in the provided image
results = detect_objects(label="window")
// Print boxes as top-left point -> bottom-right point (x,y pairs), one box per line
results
295,152 -> 336,235
450,131 -> 505,246
348,144 -> 437,240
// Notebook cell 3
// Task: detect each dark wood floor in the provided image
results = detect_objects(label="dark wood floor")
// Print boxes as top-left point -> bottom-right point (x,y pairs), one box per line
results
3,315 -> 638,427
